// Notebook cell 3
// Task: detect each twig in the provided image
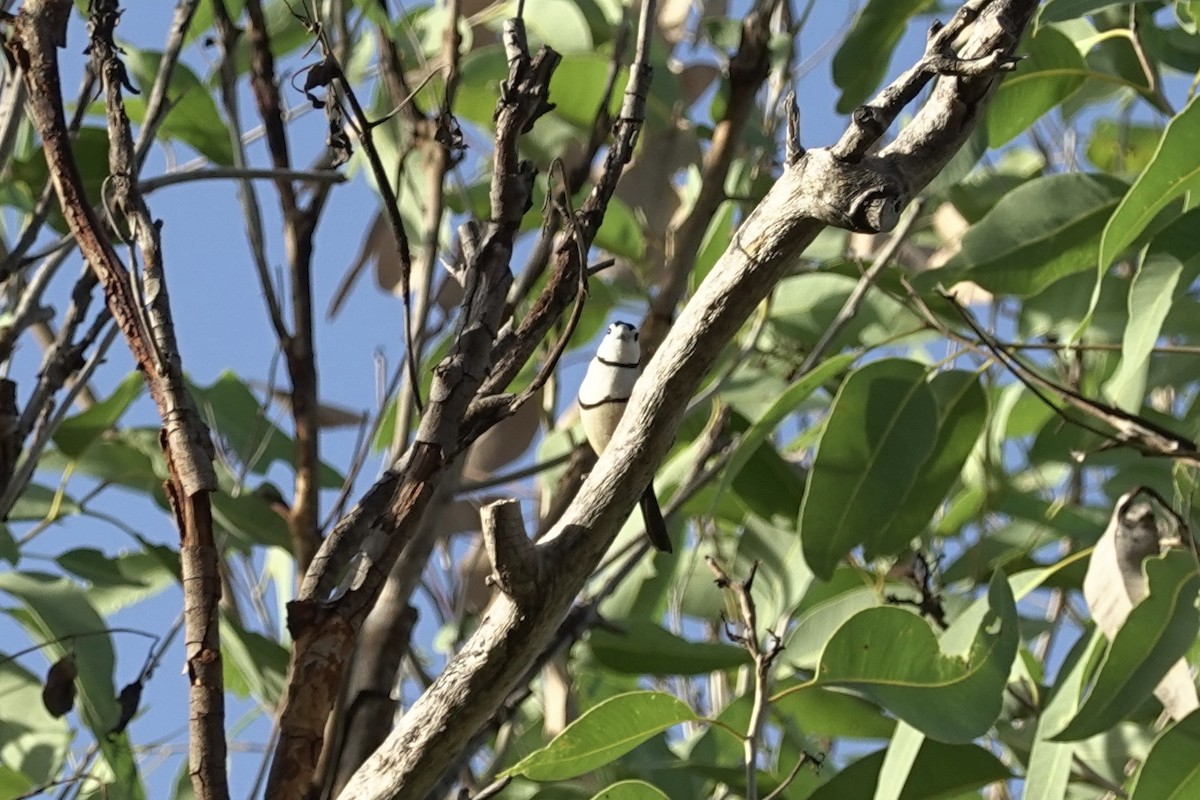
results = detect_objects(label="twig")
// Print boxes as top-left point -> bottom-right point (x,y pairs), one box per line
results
237,0 -> 332,572
479,0 -> 655,399
939,291 -> 1200,467
458,449 -> 574,493
138,166 -> 345,193
503,9 -> 629,318
762,751 -> 824,800
705,558 -> 784,800
797,198 -> 923,374
0,68 -> 96,283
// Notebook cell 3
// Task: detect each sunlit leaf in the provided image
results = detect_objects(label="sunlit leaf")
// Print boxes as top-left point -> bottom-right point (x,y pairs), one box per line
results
504,692 -> 699,780
1099,93 -> 1200,272
588,620 -> 750,675
1104,209 -> 1200,410
814,573 -> 1018,742
800,359 -> 938,579
987,27 -> 1085,147
919,173 -> 1127,298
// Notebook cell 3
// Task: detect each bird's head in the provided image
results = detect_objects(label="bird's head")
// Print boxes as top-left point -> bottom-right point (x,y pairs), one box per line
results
596,321 -> 640,364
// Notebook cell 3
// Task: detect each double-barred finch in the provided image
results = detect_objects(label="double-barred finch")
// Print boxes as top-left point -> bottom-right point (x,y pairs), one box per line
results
577,321 -> 673,553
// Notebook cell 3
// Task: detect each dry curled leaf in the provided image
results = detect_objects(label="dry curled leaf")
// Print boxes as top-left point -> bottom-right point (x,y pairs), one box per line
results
41,654 -> 77,718
109,679 -> 144,736
462,389 -> 542,481
1083,488 -> 1199,721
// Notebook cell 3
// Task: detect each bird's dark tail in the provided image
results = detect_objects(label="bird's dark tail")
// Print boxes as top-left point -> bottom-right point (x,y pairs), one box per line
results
639,487 -> 673,553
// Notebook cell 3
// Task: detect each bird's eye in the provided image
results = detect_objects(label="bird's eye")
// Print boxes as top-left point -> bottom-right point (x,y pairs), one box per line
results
633,331 -> 639,341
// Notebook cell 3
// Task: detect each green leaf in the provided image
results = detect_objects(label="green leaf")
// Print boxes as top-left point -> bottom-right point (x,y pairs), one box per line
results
588,780 -> 669,800
734,513 -> 814,625
1087,120 -> 1164,176
53,372 -> 144,458
1053,551 -> 1200,741
806,738 -> 1010,799
221,612 -> 288,705
0,572 -> 141,794
1039,0 -> 1135,24
1129,708 -> 1200,799
594,196 -> 646,261
691,200 -> 736,288
1099,93 -> 1200,272
1025,629 -> 1103,798
504,691 -> 699,780
43,429 -> 164,495
525,0 -> 592,52
0,523 -> 16,564
1180,0 -> 1200,33
771,682 -> 896,739
454,46 -> 511,129
90,733 -> 146,800
547,53 -> 620,128
0,764 -> 34,797
7,128 -> 109,232
729,432 -> 807,522
771,271 -> 924,351
815,572 -> 1018,742
210,488 -> 292,552
918,173 -> 1127,297
122,49 -> 234,166
874,722 -> 924,800
784,579 -> 883,669
871,370 -> 987,553
987,27 -> 1086,147
588,620 -> 750,675
56,547 -> 175,615
1104,210 -> 1200,410
713,354 -> 852,520
191,372 -> 343,488
831,0 -> 933,114
7,484 -> 81,522
800,359 -> 939,579
0,659 -> 71,787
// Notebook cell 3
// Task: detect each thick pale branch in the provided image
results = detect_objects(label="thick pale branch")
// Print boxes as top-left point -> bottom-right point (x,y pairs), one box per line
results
336,2 -> 1035,797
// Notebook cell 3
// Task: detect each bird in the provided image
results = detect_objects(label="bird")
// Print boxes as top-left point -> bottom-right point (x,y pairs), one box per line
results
577,321 -> 672,553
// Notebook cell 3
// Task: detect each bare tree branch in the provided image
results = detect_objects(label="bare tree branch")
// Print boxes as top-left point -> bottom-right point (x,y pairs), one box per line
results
265,14 -> 559,797
5,1 -> 227,796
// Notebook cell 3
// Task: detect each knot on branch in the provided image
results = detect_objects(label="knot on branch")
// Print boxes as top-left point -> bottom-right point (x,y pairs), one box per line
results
790,148 -> 907,234
482,499 -> 540,600
848,187 -> 904,234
